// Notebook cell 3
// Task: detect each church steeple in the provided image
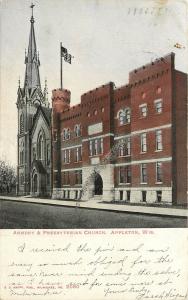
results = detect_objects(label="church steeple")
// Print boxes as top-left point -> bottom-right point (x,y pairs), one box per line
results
24,3 -> 41,90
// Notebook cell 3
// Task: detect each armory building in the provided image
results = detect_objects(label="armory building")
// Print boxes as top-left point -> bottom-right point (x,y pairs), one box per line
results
51,53 -> 187,205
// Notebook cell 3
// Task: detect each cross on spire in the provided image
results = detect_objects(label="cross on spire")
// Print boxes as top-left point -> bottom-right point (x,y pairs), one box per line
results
30,3 -> 35,23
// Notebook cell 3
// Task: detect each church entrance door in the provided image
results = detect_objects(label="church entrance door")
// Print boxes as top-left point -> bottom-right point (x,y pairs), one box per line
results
33,174 -> 38,193
94,173 -> 103,195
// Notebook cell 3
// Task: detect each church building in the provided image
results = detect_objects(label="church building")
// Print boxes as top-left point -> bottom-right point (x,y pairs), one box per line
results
16,8 -> 51,197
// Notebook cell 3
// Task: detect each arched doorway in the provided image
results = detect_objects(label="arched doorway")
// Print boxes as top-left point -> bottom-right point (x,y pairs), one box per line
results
33,174 -> 38,193
94,173 -> 103,195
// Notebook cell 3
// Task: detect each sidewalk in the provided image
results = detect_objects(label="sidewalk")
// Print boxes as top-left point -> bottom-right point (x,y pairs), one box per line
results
0,195 -> 187,218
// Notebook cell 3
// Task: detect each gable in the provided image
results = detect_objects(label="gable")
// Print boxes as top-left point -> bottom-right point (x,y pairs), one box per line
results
31,109 -> 50,143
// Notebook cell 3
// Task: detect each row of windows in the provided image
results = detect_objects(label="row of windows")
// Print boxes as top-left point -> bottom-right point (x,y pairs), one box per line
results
140,130 -> 162,153
87,107 -> 104,117
117,130 -> 162,158
117,99 -> 162,125
119,190 -> 162,203
61,130 -> 162,165
62,124 -> 81,140
139,99 -> 162,118
62,147 -> 82,164
119,162 -> 162,184
62,170 -> 82,185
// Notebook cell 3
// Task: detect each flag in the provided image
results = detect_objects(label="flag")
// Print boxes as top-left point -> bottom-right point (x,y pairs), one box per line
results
64,53 -> 72,64
61,45 -> 73,64
61,46 -> 67,57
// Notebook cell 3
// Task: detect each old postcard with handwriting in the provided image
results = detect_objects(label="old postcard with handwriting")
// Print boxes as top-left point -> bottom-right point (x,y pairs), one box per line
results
0,0 -> 188,299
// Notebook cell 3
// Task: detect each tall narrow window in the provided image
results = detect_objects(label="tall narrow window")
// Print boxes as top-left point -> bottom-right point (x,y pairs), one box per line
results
63,129 -> 66,140
89,141 -> 93,156
75,147 -> 82,162
20,114 -> 24,134
141,163 -> 147,183
38,133 -> 45,160
126,166 -> 131,183
156,130 -> 163,151
140,133 -> 147,152
156,162 -> 162,182
94,140 -> 98,155
155,99 -> 162,113
75,170 -> 82,184
46,144 -> 50,165
63,149 -> 70,163
74,125 -> 81,137
119,111 -> 125,125
125,109 -> 131,123
66,129 -> 70,140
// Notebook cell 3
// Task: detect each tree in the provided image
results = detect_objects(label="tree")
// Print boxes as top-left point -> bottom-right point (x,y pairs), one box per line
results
0,160 -> 16,194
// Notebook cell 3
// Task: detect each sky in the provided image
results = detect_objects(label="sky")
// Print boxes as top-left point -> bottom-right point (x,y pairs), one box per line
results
0,0 -> 187,166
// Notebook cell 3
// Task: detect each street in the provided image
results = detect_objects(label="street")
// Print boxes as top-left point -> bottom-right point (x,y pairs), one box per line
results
0,200 -> 187,228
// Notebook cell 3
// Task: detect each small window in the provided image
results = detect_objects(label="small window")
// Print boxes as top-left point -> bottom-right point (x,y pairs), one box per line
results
94,110 -> 97,115
126,191 -> 131,202
63,129 -> 66,141
75,170 -> 82,185
75,147 -> 82,162
156,162 -> 162,182
74,125 -> 81,137
156,191 -> 162,202
63,149 -> 70,164
87,112 -> 90,117
120,190 -> 123,200
141,164 -> 147,183
142,191 -> 147,202
155,99 -> 162,114
101,107 -> 104,113
139,104 -> 147,117
156,87 -> 162,94
156,130 -> 163,151
142,92 -> 146,99
140,133 -> 147,153
66,129 -> 70,140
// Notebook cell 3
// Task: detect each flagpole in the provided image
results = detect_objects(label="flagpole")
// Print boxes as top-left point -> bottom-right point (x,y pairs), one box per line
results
60,42 -> 63,89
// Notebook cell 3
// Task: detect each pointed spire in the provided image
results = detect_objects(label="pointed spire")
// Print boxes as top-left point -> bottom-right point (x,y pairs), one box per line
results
24,3 -> 41,90
43,78 -> 49,107
18,76 -> 20,88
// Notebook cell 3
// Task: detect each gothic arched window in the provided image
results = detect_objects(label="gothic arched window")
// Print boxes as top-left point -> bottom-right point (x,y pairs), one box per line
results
118,108 -> 131,125
66,128 -> 70,140
20,114 -> 24,134
37,131 -> 45,160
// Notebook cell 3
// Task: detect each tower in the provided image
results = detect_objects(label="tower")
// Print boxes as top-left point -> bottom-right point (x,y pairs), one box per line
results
17,4 -> 49,196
